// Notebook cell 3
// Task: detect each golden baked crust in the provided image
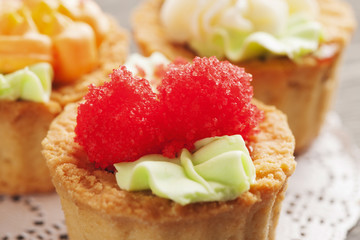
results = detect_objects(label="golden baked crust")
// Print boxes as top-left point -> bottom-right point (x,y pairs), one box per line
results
42,100 -> 295,240
0,16 -> 128,195
318,0 -> 357,46
0,100 -> 61,194
132,0 -> 356,153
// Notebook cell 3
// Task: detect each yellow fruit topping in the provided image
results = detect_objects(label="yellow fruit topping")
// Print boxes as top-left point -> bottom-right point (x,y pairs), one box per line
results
57,0 -> 110,45
52,20 -> 97,83
0,34 -> 53,74
0,0 -> 108,84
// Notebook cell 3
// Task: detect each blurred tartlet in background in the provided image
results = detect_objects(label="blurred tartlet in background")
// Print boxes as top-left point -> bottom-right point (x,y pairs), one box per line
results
0,0 -> 128,195
132,0 -> 356,153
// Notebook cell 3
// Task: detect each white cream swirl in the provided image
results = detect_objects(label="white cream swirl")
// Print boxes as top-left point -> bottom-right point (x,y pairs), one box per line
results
125,52 -> 170,89
161,0 -> 322,61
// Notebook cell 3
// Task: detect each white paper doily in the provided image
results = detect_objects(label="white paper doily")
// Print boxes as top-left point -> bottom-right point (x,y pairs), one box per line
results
0,193 -> 67,239
0,112 -> 359,240
277,112 -> 360,240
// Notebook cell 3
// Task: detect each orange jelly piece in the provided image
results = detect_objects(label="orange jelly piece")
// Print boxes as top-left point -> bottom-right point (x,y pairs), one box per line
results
0,0 -> 108,84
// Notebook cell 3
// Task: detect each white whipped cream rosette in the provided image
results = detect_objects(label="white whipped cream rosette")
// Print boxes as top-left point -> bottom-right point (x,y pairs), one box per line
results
161,0 -> 323,61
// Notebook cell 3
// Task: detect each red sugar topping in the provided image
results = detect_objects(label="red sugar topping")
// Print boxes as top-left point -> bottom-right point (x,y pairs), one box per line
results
158,57 -> 263,157
75,57 -> 263,169
75,66 -> 162,169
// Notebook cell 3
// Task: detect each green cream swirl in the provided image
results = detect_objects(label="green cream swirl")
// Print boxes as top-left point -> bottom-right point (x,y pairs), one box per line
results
0,62 -> 53,102
114,135 -> 256,205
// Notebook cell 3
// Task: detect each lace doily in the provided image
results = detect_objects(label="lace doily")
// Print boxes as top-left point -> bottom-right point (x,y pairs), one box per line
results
277,112 -> 360,240
0,193 -> 67,239
0,112 -> 359,240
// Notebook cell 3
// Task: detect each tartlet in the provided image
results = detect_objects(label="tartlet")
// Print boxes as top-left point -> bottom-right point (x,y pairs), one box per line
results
0,0 -> 128,195
43,101 -> 295,240
42,57 -> 296,240
132,0 -> 356,153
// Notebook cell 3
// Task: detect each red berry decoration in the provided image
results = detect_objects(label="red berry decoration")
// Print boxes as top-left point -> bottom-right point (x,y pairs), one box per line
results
75,66 -> 162,169
158,57 -> 263,157
75,57 -> 263,169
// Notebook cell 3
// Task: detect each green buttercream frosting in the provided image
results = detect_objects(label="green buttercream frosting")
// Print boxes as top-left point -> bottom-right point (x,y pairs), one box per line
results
114,135 -> 256,205
0,63 -> 53,102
